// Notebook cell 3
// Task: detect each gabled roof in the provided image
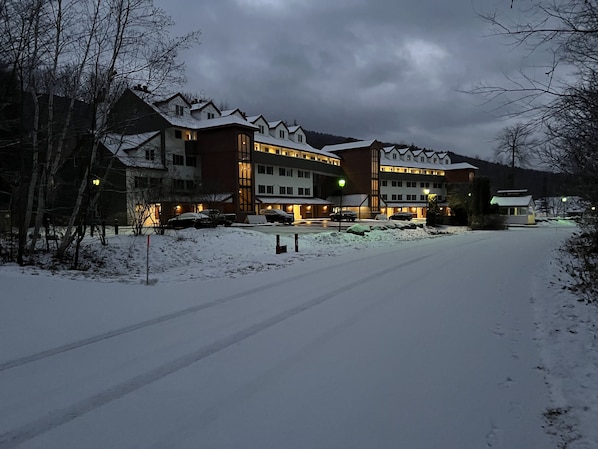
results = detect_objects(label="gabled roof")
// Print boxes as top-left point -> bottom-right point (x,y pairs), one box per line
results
220,108 -> 245,118
190,100 -> 220,112
246,114 -> 267,123
189,115 -> 258,131
268,120 -> 289,131
491,195 -> 534,207
102,132 -> 164,169
288,125 -> 304,134
153,93 -> 191,107
322,139 -> 377,152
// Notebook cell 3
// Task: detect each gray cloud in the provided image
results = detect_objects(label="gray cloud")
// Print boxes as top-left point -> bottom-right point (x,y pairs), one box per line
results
154,0 -> 541,159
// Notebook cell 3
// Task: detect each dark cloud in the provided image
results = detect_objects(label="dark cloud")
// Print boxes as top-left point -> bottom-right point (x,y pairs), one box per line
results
154,0 -> 540,158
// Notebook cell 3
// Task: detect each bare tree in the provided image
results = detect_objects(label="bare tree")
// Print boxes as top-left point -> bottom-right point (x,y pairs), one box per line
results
494,122 -> 537,167
493,122 -> 538,187
0,0 -> 200,264
478,1 -> 598,301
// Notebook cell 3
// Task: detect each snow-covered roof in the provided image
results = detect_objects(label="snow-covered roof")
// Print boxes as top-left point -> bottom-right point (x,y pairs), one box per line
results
491,195 -> 534,207
255,133 -> 340,160
190,100 -> 219,112
445,162 -> 477,171
322,140 -> 377,152
102,132 -> 164,169
246,115 -> 265,123
220,108 -> 244,117
268,120 -> 287,129
380,159 -> 477,171
325,193 -> 369,207
256,196 -> 333,205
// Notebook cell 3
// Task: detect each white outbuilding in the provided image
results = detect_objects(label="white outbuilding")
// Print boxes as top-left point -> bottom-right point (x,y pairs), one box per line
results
491,189 -> 536,225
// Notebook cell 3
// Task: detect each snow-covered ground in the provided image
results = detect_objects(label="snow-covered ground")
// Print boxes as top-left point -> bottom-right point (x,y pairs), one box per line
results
0,220 -> 596,448
4,222 -> 457,283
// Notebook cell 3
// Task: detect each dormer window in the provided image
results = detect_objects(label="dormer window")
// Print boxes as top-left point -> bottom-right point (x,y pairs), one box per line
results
421,156 -> 424,162
259,125 -> 265,133
175,105 -> 184,116
407,155 -> 411,161
297,135 -> 303,143
279,130 -> 285,138
207,112 -> 215,119
392,153 -> 397,159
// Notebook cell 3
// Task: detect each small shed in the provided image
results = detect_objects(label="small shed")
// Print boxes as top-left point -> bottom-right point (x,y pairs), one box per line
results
491,189 -> 536,225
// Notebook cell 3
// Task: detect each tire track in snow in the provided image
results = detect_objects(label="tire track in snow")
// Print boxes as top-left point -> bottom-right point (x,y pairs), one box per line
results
0,253 -> 433,449
0,247 -> 398,373
1,233 -> 490,373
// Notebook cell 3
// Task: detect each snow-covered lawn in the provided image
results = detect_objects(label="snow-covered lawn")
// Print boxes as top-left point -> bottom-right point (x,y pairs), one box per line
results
4,223 -> 459,283
0,221 -> 596,448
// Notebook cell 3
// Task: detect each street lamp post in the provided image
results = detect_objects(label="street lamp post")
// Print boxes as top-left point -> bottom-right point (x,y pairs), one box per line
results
423,188 -> 430,220
338,178 -> 346,231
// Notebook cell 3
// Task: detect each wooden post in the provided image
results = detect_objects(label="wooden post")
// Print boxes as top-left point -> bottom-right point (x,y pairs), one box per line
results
146,234 -> 150,285
295,233 -> 299,252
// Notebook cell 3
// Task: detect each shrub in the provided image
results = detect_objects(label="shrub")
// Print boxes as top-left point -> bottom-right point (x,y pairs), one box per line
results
469,214 -> 507,230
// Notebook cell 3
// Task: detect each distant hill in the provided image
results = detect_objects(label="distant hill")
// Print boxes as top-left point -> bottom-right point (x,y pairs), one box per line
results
448,152 -> 570,198
305,129 -> 571,198
304,130 -> 358,149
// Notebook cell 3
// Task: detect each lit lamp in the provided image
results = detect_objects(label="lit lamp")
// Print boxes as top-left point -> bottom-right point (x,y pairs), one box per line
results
423,188 -> 430,219
562,197 -> 567,217
92,178 -> 100,186
338,178 -> 346,231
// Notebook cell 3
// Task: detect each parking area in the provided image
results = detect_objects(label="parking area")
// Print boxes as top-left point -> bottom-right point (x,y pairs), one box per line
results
241,217 -> 427,235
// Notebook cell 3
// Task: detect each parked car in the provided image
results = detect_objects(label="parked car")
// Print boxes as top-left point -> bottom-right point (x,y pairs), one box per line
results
329,210 -> 357,222
199,209 -> 235,226
389,212 -> 413,221
259,209 -> 294,224
166,212 -> 215,229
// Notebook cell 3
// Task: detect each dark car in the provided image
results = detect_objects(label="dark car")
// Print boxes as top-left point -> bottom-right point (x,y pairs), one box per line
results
329,210 -> 357,222
200,209 -> 235,226
389,212 -> 413,221
260,209 -> 294,224
166,212 -> 215,229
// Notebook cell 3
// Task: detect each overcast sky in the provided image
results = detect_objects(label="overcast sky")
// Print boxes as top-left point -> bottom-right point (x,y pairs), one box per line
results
152,0 -> 543,160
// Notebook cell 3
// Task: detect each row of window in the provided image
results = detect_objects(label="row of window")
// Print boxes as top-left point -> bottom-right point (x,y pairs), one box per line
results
172,179 -> 197,191
171,154 -> 197,167
134,176 -> 204,193
380,166 -> 446,176
257,185 -> 311,196
256,165 -> 311,178
134,176 -> 162,189
254,145 -> 340,166
381,194 -> 444,201
380,180 -> 446,189
392,154 -> 449,164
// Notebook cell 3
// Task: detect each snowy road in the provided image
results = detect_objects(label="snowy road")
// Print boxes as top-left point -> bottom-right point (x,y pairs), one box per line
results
0,226 -> 572,448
